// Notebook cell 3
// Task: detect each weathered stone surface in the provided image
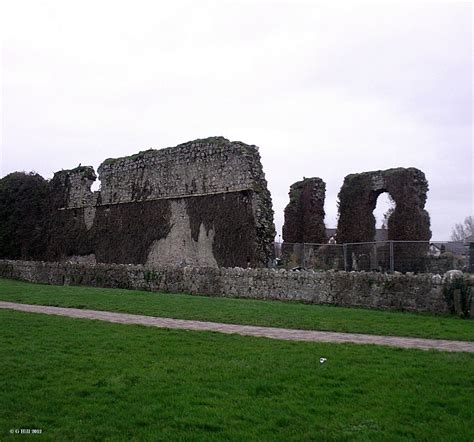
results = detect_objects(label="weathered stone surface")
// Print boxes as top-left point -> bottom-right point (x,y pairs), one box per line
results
337,168 -> 431,243
146,200 -> 217,267
2,137 -> 275,268
52,166 -> 99,208
282,177 -> 326,244
444,269 -> 464,281
0,259 -> 466,316
95,137 -> 265,204
336,168 -> 431,272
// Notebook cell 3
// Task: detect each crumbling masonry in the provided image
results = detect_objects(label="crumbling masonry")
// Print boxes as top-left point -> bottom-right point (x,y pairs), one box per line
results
336,168 -> 431,243
1,137 -> 275,268
336,167 -> 431,272
282,177 -> 327,244
281,177 -> 328,269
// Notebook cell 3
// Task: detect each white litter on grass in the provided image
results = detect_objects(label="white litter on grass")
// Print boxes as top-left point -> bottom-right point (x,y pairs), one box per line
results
320,357 -> 327,364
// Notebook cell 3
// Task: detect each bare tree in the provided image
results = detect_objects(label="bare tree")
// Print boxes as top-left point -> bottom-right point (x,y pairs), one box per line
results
450,216 -> 473,241
381,195 -> 396,230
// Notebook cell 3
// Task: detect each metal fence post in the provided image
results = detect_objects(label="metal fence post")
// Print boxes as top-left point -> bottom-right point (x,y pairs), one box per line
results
343,243 -> 348,271
373,242 -> 377,271
389,240 -> 394,273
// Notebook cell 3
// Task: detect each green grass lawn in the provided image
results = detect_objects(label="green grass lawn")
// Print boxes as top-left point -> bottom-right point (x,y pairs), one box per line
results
0,278 -> 473,341
0,309 -> 473,441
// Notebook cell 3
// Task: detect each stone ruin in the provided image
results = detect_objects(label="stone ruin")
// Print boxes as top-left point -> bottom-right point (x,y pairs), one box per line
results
281,168 -> 431,271
336,167 -> 431,244
336,167 -> 431,272
0,137 -> 275,268
282,177 -> 326,244
0,139 -> 434,273
281,177 -> 328,268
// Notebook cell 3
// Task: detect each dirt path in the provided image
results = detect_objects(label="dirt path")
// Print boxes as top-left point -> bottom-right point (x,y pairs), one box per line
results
1,301 -> 473,353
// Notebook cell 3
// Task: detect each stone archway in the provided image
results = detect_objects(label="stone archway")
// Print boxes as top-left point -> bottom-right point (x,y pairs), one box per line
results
337,168 -> 431,242
336,168 -> 431,272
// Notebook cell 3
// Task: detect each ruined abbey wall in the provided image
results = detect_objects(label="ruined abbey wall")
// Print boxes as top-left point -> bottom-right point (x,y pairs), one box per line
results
59,138 -> 268,209
336,167 -> 431,244
336,168 -> 431,272
4,137 -> 275,268
97,140 -> 264,205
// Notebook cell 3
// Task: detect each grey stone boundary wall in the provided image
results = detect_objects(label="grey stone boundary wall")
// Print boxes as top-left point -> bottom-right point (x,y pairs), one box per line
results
1,260 -> 473,316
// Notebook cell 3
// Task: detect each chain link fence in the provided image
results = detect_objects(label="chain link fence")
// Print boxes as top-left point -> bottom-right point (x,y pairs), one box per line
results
275,240 -> 472,273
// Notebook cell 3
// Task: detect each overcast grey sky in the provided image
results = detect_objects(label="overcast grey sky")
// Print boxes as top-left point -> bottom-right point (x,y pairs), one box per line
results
1,1 -> 472,240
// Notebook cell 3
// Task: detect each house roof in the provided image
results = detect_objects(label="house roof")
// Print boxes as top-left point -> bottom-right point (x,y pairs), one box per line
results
432,241 -> 468,255
325,228 -> 388,242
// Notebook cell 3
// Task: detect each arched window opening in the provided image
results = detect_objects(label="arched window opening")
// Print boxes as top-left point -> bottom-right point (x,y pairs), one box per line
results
373,192 -> 396,235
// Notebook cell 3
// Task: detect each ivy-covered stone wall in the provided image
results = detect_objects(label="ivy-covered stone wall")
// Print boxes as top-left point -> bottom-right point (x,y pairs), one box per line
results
336,168 -> 431,272
0,137 -> 275,268
282,177 -> 327,244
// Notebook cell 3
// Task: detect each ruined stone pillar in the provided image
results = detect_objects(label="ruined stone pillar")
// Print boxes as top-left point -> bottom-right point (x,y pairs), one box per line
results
282,177 -> 327,244
282,178 -> 327,268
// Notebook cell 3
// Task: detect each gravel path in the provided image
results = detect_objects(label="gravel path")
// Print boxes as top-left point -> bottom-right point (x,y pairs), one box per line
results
1,301 -> 473,353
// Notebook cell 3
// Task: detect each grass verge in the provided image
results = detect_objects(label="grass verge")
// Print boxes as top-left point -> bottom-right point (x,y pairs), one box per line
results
0,278 -> 473,341
0,309 -> 473,441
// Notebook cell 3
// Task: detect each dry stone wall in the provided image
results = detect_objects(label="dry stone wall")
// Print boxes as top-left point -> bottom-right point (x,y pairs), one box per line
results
1,260 -> 471,316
